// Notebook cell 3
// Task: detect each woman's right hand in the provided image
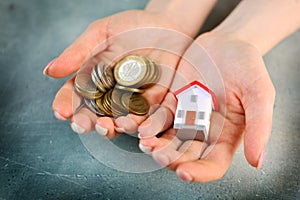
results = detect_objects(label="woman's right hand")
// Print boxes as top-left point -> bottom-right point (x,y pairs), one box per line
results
45,10 -> 193,139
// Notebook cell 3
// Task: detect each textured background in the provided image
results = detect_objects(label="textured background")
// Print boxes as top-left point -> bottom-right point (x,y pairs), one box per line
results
0,0 -> 299,199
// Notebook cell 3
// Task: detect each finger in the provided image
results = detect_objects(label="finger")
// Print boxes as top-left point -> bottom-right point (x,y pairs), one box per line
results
139,97 -> 225,171
113,96 -> 162,134
95,117 -> 121,140
71,107 -> 97,134
138,106 -> 173,138
114,98 -> 162,134
44,19 -> 109,78
138,92 -> 177,138
139,129 -> 182,153
152,140 -> 207,171
242,78 -> 275,168
174,111 -> 243,183
117,52 -> 180,133
52,77 -> 81,120
175,141 -> 236,183
114,114 -> 148,134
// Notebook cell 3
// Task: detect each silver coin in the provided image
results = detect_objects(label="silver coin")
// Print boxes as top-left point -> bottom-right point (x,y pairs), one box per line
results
91,65 -> 107,93
114,56 -> 147,86
84,98 -> 106,116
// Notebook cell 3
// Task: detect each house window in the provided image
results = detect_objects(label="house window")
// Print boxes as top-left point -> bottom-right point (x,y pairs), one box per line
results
177,110 -> 184,118
191,95 -> 198,102
198,111 -> 205,120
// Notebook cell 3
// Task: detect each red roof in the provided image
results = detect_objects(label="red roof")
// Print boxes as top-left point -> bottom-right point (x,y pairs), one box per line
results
174,81 -> 219,111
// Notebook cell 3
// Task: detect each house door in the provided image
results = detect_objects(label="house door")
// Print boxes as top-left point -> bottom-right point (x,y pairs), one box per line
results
185,110 -> 196,126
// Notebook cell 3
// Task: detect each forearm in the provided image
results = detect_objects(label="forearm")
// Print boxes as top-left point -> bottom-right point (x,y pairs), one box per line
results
212,0 -> 300,55
146,0 -> 218,37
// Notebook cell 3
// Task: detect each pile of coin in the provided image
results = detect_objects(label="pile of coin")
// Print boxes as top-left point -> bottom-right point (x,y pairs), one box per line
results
114,55 -> 160,88
74,55 -> 160,117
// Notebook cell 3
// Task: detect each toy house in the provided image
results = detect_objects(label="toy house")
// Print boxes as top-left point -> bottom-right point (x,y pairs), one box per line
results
173,81 -> 218,141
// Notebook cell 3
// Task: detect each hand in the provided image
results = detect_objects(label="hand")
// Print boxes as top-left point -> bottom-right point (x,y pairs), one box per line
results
138,32 -> 276,183
44,10 -> 192,138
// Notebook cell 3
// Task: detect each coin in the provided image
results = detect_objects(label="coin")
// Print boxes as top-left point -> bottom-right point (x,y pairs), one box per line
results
114,55 -> 161,88
115,84 -> 145,93
111,89 -> 128,117
141,57 -> 160,88
75,73 -> 103,99
98,90 -> 113,116
114,56 -> 148,87
101,64 -> 115,89
91,66 -> 106,92
84,98 -> 105,116
75,56 -> 157,117
121,93 -> 150,115
91,62 -> 115,93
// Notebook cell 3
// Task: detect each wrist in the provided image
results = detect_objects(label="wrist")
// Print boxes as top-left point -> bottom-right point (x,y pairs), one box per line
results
210,0 -> 300,55
210,27 -> 263,55
145,0 -> 217,38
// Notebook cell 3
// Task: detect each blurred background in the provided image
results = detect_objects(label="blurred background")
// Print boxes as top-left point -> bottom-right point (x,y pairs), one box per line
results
0,0 -> 299,199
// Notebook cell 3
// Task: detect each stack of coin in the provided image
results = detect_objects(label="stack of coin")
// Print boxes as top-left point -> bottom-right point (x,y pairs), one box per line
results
74,73 -> 103,99
74,55 -> 159,117
91,61 -> 115,92
114,55 -> 160,88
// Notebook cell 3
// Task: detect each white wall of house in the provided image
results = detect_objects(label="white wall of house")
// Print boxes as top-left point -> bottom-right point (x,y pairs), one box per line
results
174,85 -> 213,136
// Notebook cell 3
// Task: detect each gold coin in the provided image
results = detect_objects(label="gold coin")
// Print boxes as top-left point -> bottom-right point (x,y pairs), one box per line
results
96,93 -> 112,116
111,89 -> 129,116
129,93 -> 150,115
101,90 -> 113,116
111,89 -> 126,109
121,93 -> 150,115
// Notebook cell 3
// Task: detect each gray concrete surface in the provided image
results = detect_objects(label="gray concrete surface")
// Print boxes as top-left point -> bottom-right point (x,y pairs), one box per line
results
0,0 -> 299,199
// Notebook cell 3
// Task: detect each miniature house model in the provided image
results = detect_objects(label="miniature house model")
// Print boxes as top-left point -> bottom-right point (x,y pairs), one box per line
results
173,81 -> 218,141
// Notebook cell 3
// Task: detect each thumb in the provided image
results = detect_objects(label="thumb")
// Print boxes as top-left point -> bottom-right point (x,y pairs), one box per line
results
242,78 -> 275,168
44,18 -> 109,78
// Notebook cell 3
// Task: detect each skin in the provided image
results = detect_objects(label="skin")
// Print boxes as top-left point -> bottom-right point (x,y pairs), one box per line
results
45,0 -> 300,183
139,32 -> 275,182
48,10 -> 189,139
45,0 -> 216,138
139,0 -> 300,183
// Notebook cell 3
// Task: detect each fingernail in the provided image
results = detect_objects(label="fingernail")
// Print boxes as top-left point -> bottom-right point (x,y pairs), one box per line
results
139,143 -> 152,154
115,127 -> 126,133
176,169 -> 193,182
138,133 -> 153,139
54,111 -> 67,121
154,153 -> 169,166
95,124 -> 108,136
71,122 -> 86,134
257,149 -> 265,169
43,58 -> 56,75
